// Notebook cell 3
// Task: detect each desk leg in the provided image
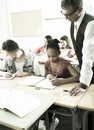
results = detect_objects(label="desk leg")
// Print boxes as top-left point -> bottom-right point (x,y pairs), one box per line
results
71,108 -> 85,130
71,109 -> 78,130
92,113 -> 94,130
44,111 -> 50,130
82,110 -> 94,130
28,121 -> 39,130
82,111 -> 89,130
75,109 -> 89,130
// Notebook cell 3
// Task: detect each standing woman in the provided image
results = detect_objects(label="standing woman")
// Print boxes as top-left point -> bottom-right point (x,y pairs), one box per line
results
59,35 -> 75,58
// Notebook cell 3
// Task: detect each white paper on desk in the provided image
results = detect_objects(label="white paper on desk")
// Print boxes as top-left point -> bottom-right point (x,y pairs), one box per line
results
35,78 -> 56,90
0,89 -> 9,109
0,90 -> 41,118
0,73 -> 15,80
19,75 -> 45,86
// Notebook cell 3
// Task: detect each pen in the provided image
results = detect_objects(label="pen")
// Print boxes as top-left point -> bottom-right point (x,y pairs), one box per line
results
55,72 -> 58,78
63,89 -> 70,92
55,75 -> 58,78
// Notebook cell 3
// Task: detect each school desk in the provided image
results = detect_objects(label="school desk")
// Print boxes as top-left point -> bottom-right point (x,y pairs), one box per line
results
0,77 -> 55,130
0,77 -> 87,130
48,83 -> 86,130
78,84 -> 94,130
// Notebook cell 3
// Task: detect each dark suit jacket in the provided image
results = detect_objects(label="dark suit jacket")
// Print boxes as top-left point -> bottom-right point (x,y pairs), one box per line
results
70,13 -> 94,84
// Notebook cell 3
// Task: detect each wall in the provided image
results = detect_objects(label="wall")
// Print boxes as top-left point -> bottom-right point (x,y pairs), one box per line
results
0,0 -> 10,48
5,0 -> 71,51
6,0 -> 45,51
0,0 -> 94,51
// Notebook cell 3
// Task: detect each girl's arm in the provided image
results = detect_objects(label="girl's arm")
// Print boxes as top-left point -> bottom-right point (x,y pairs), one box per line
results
15,71 -> 32,77
60,63 -> 80,84
51,63 -> 79,86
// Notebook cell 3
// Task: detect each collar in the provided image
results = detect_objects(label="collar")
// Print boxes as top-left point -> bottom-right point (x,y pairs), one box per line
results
74,10 -> 85,29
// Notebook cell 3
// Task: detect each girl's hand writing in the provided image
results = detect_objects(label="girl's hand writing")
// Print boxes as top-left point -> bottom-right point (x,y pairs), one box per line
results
47,74 -> 55,80
51,78 -> 62,86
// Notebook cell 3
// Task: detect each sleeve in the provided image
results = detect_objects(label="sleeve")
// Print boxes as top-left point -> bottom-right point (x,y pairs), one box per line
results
23,52 -> 35,73
0,57 -> 8,71
67,49 -> 75,58
0,57 -> 15,73
34,46 -> 41,54
80,21 -> 94,86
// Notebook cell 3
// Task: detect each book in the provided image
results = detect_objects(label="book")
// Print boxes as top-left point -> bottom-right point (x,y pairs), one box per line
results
19,75 -> 56,90
0,89 -> 41,118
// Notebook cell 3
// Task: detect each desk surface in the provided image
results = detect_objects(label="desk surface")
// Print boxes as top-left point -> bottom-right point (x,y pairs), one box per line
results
78,84 -> 94,111
0,93 -> 54,130
16,82 -> 86,109
0,77 -> 55,130
0,77 -> 86,130
52,83 -> 86,109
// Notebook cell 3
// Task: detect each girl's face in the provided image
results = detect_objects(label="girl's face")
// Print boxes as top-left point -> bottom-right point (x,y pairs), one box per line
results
47,48 -> 60,63
60,40 -> 67,48
44,38 -> 48,47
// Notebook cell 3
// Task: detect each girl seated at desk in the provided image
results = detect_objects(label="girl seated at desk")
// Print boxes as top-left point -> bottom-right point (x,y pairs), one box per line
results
45,40 -> 79,86
59,35 -> 75,58
34,35 -> 52,55
0,39 -> 34,78
33,35 -> 52,76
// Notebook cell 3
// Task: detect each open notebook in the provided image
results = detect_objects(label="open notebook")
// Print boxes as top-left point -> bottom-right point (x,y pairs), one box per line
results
19,75 -> 56,90
0,89 -> 41,118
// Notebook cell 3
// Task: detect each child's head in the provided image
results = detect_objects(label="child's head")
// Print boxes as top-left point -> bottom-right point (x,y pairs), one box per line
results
60,35 -> 71,49
53,38 -> 60,44
46,40 -> 60,63
44,35 -> 52,47
2,39 -> 19,58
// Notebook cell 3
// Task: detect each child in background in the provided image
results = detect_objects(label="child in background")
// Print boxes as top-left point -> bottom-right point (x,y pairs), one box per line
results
45,39 -> 79,86
34,35 -> 52,55
0,39 -> 34,78
33,35 -> 52,76
59,35 -> 75,58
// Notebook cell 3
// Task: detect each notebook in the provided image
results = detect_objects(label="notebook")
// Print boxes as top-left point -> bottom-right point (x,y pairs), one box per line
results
0,89 -> 41,118
19,75 -> 56,90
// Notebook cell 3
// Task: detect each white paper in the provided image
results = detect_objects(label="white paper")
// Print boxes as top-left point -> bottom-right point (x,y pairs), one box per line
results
19,75 -> 45,86
35,78 -> 56,90
0,73 -> 15,80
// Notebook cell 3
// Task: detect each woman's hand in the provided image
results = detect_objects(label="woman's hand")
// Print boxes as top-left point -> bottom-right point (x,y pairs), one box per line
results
70,85 -> 85,96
